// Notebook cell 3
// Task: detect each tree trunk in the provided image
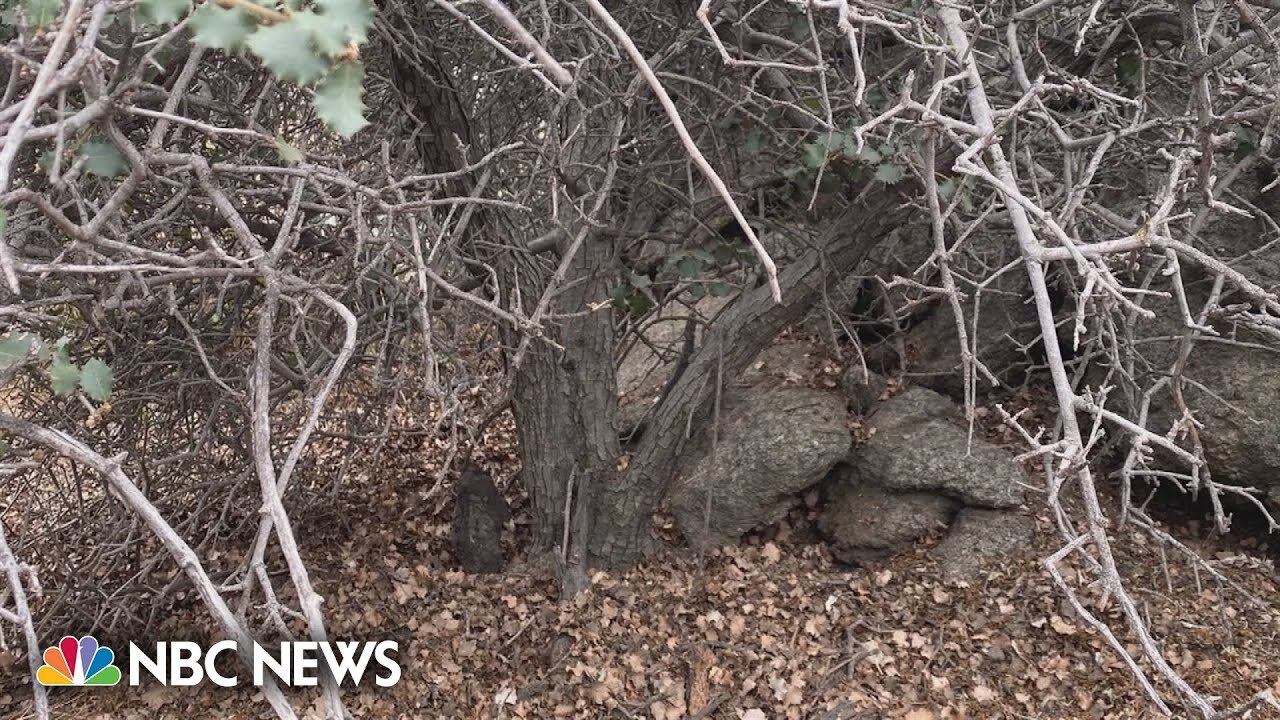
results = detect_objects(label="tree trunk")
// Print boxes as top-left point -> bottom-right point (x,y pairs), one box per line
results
383,8 -> 625,586
383,8 -> 910,575
508,234 -> 621,553
383,9 -> 472,182
588,196 -> 911,567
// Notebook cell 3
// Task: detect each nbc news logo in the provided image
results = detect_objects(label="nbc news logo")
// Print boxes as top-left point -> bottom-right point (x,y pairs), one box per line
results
36,635 -> 400,688
37,636 -> 120,686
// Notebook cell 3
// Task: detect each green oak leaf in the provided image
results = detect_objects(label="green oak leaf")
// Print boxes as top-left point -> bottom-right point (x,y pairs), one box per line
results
801,142 -> 827,169
874,162 -> 905,185
607,283 -> 628,308
1115,52 -> 1141,96
315,0 -> 372,43
816,171 -> 842,193
48,336 -> 70,360
1,5 -> 21,35
274,137 -> 304,163
1233,125 -> 1260,162
246,21 -> 327,85
707,281 -> 735,297
0,333 -> 36,370
136,0 -> 188,26
690,248 -> 717,264
711,242 -> 738,264
49,353 -> 80,396
79,140 -> 127,178
189,4 -> 255,50
79,358 -> 113,402
823,132 -> 848,152
675,255 -> 702,278
23,0 -> 62,27
788,13 -> 808,42
313,62 -> 369,137
37,150 -> 59,175
624,288 -> 653,317
843,143 -> 881,165
291,10 -> 347,57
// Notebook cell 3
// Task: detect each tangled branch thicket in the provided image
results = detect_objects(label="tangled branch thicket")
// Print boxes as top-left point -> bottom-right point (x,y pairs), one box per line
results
2,0 -> 1280,717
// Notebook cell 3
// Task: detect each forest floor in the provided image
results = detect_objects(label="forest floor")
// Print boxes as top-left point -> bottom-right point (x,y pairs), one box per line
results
4,347 -> 1280,720
8,458 -> 1280,719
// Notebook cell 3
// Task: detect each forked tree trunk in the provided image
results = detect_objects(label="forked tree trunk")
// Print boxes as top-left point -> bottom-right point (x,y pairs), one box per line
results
587,197 -> 910,567
510,195 -> 911,571
385,14 -> 909,576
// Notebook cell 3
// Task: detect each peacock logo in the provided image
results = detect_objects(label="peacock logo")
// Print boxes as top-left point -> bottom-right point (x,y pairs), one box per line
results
36,636 -> 121,686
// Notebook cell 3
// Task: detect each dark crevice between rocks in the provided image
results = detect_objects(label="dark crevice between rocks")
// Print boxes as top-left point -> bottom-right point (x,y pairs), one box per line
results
1131,475 -> 1279,561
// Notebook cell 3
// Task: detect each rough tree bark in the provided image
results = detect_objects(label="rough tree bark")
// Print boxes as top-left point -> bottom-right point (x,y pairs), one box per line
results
384,9 -> 473,181
507,232 -> 621,554
508,188 -> 912,573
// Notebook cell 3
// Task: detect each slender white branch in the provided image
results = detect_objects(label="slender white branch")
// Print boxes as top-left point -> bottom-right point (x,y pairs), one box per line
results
0,521 -> 47,720
470,0 -> 573,86
584,0 -> 782,302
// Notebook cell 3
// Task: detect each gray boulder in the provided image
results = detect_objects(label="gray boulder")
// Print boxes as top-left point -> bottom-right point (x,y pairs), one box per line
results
616,296 -> 732,435
817,385 -> 1028,564
842,365 -> 887,415
931,508 -> 1035,578
739,340 -> 829,388
819,477 -> 956,564
858,387 -> 1025,508
903,276 -> 1042,399
1112,270 -> 1280,505
1165,339 -> 1280,492
668,387 -> 851,548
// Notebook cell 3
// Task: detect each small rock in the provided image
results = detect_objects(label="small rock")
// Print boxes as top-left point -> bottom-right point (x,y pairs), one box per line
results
452,464 -> 509,574
859,387 -> 1026,508
842,365 -> 887,415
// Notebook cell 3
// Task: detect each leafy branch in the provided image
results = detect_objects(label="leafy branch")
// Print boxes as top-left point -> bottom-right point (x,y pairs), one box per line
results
142,0 -> 374,136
